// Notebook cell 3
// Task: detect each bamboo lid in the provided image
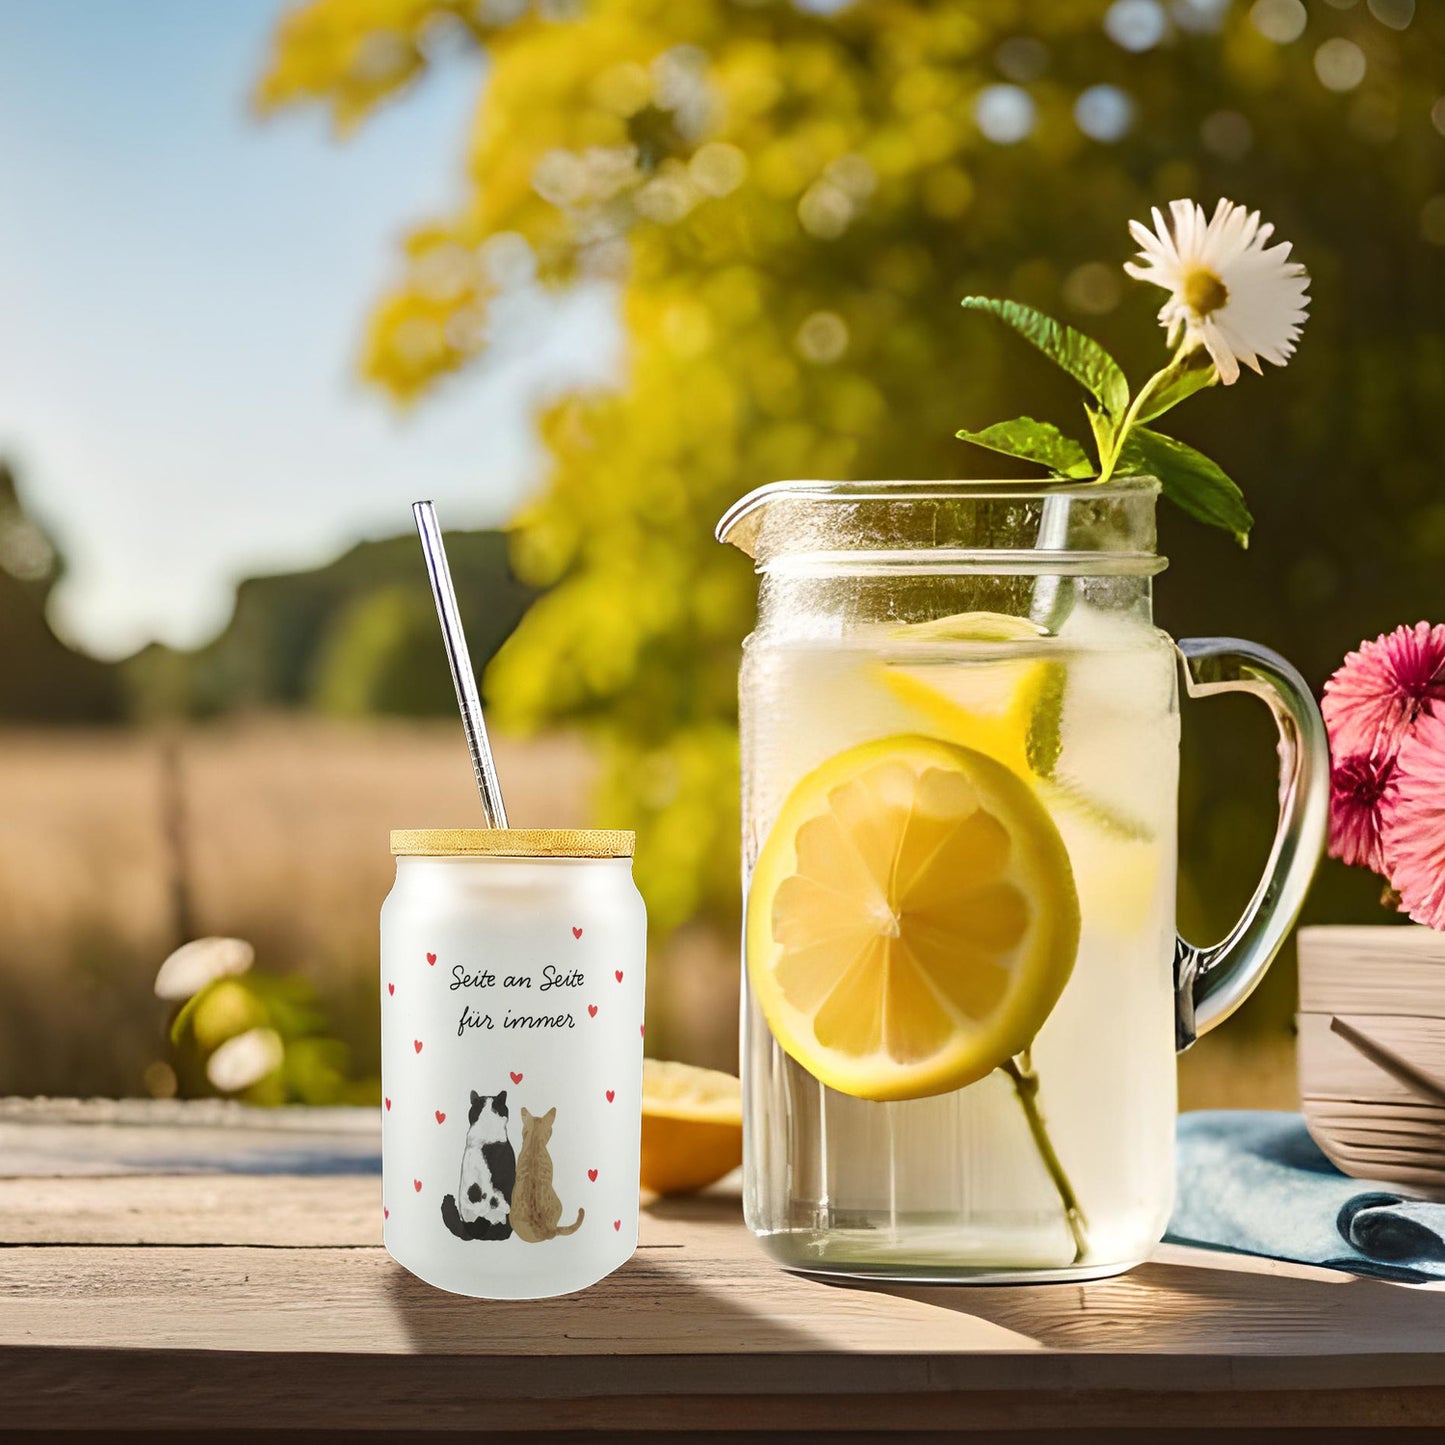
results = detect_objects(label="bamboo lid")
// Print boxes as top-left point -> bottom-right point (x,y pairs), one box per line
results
390,829 -> 635,858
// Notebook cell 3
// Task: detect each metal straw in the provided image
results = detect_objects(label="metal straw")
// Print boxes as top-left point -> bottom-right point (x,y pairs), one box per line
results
412,500 -> 509,828
1029,493 -> 1071,633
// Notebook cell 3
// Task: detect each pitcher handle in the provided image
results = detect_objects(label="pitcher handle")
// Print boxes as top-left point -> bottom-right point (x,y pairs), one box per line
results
1173,638 -> 1330,1051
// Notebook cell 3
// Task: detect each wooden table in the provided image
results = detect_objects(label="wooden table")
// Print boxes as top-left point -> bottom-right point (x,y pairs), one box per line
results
4,1100 -> 1445,1440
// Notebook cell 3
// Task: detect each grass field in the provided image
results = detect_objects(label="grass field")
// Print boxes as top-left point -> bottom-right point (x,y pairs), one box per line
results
0,717 -> 1295,1107
0,719 -> 592,1096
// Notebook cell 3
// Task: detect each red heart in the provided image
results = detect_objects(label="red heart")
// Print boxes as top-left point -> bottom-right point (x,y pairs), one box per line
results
510,1071 -> 523,1085
587,1168 -> 598,1182
426,952 -> 437,965
383,1206 -> 389,1220
572,926 -> 583,939
588,1004 -> 598,1018
613,1219 -> 621,1232
606,1089 -> 615,1103
615,970 -> 624,983
413,1179 -> 422,1193
640,1024 -> 645,1037
435,1110 -> 446,1124
414,1040 -> 423,1054
384,1097 -> 391,1111
387,982 -> 394,996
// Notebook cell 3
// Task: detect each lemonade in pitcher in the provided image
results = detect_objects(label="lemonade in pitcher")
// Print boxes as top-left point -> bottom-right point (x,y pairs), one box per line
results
721,478 -> 1326,1281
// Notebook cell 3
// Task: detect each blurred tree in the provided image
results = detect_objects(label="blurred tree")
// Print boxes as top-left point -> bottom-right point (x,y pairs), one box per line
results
124,529 -> 534,719
259,0 -> 1445,1005
0,462 -> 121,722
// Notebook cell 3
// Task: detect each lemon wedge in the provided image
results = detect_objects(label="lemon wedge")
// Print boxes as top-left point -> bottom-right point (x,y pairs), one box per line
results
881,610 -> 1151,842
640,1059 -> 743,1195
747,735 -> 1079,1102
880,612 -> 1057,778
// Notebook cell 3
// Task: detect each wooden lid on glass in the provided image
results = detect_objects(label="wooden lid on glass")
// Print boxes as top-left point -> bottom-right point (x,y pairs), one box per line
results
390,829 -> 635,858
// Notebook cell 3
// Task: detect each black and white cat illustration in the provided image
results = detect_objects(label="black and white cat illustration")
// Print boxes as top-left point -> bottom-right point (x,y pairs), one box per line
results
440,1089 -> 516,1241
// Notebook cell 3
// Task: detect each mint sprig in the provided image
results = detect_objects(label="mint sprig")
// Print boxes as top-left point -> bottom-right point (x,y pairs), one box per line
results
956,296 -> 1251,545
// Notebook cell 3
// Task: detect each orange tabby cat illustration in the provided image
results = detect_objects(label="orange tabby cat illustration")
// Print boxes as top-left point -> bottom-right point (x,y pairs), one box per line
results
510,1105 -> 585,1243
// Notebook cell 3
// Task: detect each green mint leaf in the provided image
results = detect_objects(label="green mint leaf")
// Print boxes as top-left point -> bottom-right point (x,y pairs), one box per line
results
1121,427 -> 1253,546
1085,403 -> 1113,467
1136,350 -> 1217,424
962,297 -> 1130,420
955,417 -> 1096,478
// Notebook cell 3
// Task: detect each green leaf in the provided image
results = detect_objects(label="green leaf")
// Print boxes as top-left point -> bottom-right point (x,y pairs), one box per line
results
955,417 -> 1096,478
1136,349 -> 1217,424
962,297 -> 1130,420
1121,427 -> 1253,546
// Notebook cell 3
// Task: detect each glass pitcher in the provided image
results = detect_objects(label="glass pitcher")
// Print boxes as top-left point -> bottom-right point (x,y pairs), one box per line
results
717,477 -> 1327,1282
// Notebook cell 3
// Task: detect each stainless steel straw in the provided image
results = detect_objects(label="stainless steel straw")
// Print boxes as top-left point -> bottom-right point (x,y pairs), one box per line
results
412,500 -> 509,827
1029,492 -> 1071,633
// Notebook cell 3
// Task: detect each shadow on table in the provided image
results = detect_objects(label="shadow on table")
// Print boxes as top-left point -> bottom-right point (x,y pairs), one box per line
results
382,1198 -> 809,1357
833,1254 -> 1445,1351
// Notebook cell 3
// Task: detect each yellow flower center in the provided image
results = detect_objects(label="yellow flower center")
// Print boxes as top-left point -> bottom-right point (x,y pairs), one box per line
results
1182,266 -> 1229,317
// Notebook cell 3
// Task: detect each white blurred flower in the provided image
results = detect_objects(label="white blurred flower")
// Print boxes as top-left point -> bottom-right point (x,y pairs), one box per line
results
207,1027 -> 284,1093
1124,198 -> 1310,384
155,937 -> 255,1001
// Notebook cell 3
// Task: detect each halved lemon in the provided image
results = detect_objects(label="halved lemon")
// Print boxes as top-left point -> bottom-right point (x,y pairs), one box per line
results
640,1059 -> 743,1195
747,735 -> 1079,1102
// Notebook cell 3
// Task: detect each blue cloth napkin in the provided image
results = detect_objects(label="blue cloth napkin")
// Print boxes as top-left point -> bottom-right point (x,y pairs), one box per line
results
1167,1110 -> 1445,1284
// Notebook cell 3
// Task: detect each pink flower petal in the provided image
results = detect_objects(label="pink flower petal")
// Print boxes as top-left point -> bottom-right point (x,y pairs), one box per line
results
1323,621 -> 1445,761
1384,711 -> 1445,931
1328,751 -> 1397,873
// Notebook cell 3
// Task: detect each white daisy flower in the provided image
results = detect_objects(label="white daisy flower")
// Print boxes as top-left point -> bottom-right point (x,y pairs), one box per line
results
154,936 -> 255,1001
1124,198 -> 1310,385
207,1026 -> 284,1093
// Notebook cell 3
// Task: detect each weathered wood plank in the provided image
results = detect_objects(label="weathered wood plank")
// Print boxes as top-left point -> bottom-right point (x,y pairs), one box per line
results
3,1229 -> 1444,1363
4,1102 -> 1445,1432
0,1099 -> 379,1177
5,1350 -> 1445,1435
0,1174 -> 382,1247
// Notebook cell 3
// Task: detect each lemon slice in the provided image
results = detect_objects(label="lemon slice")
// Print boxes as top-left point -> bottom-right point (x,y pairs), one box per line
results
880,612 -> 1057,778
881,611 -> 1150,841
640,1059 -> 743,1195
747,735 -> 1079,1102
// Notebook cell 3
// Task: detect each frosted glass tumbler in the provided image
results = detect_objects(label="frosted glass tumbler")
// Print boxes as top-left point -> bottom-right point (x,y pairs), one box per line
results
381,828 -> 646,1298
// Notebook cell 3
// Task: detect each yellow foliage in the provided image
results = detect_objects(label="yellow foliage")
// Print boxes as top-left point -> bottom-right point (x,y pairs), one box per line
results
258,0 -> 1445,943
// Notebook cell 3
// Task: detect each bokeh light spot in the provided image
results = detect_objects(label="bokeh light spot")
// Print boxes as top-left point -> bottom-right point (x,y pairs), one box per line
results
973,85 -> 1036,145
1074,85 -> 1135,142
1171,0 -> 1230,33
479,232 -> 536,289
1367,0 -> 1414,30
798,180 -> 854,238
1249,0 -> 1307,44
1104,0 -> 1168,52
690,142 -> 748,197
795,311 -> 849,364
1314,38 -> 1367,92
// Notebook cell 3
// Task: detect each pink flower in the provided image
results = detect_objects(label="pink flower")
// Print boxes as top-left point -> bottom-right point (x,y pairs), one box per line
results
1322,621 -> 1445,761
1384,710 -> 1445,931
1328,751 -> 1398,874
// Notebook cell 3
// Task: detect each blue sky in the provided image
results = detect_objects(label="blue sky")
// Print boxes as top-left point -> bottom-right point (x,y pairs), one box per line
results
0,1 -> 615,657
